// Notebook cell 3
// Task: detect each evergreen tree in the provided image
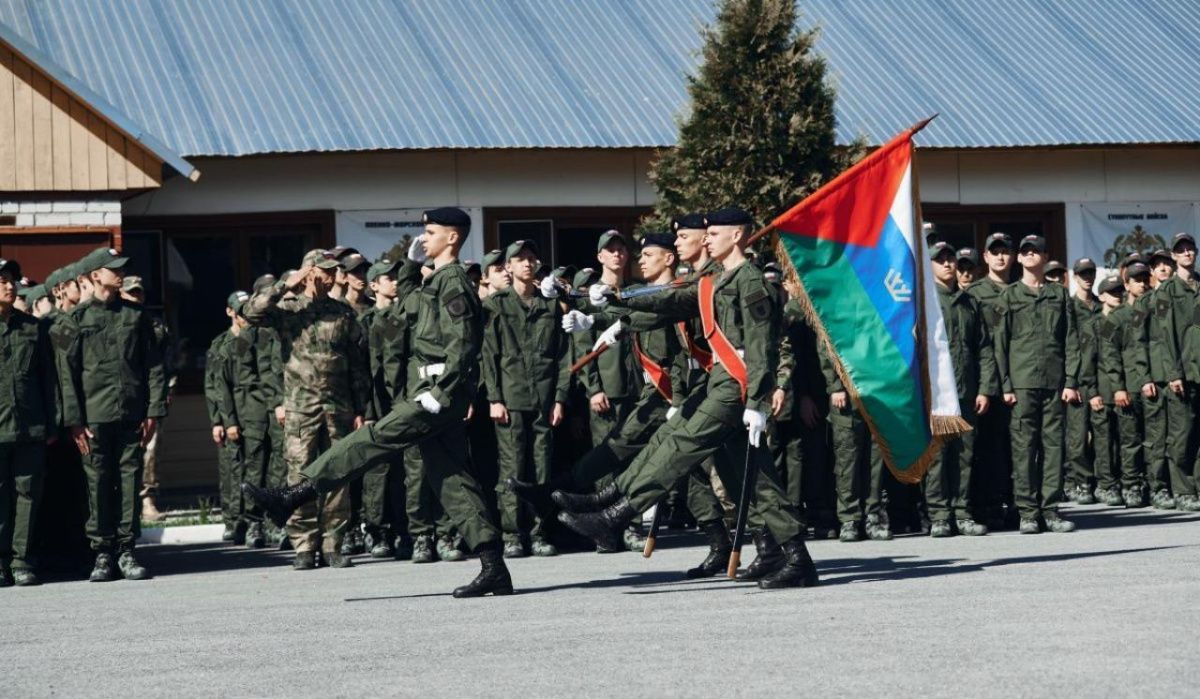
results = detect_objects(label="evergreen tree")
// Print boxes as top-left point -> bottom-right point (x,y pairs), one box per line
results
649,0 -> 860,230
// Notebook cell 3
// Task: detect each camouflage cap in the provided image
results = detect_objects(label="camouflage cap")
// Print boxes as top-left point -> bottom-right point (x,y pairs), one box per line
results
76,246 -> 129,275
252,273 -> 277,293
481,249 -> 504,270
301,249 -> 340,270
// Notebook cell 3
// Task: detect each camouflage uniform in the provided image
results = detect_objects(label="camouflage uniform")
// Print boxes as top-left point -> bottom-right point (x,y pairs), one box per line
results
243,282 -> 370,556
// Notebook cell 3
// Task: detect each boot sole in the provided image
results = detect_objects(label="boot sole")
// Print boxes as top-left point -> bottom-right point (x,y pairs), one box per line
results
452,587 -> 515,598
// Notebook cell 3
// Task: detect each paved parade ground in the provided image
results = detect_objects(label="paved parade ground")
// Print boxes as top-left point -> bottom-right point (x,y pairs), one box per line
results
5,505 -> 1199,697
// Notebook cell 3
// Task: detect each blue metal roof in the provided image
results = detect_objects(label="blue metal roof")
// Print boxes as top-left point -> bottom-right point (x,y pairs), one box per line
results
0,17 -> 196,178
1,0 -> 1197,156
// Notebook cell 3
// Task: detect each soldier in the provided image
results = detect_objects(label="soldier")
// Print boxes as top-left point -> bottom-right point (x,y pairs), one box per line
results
968,232 -> 1016,529
1143,244 -> 1199,510
823,343 -> 889,542
58,247 -> 168,581
926,242 -> 996,537
207,296 -> 242,543
955,247 -> 980,289
554,208 -> 818,590
245,207 -> 513,598
242,249 -> 370,569
0,258 -> 58,586
1044,261 -> 1067,285
1087,276 -> 1129,507
1065,257 -> 1100,503
120,276 -> 173,523
1100,264 -> 1153,507
483,240 -> 570,558
995,235 -> 1080,534
477,249 -> 509,300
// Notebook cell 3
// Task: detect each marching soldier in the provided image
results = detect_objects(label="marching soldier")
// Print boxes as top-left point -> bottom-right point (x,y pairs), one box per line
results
554,208 -> 818,590
245,208 -> 513,598
994,235 -> 1080,534
1065,257 -> 1100,503
926,242 -> 996,537
57,247 -> 168,581
242,249 -> 371,569
483,240 -> 570,558
0,258 -> 59,587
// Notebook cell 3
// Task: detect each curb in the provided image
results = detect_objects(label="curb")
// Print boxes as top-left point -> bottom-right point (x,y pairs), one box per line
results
138,523 -> 226,545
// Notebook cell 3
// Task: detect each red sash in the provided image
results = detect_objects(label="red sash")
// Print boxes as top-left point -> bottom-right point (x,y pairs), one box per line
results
698,275 -> 748,402
677,321 -> 714,372
633,335 -> 672,402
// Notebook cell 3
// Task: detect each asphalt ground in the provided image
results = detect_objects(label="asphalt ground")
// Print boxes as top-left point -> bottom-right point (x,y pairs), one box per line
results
3,504 -> 1199,697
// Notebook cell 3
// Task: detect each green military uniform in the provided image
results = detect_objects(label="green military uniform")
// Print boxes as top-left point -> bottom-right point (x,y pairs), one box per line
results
576,300 -> 641,447
0,289 -> 59,582
1099,298 -> 1151,503
57,249 -> 168,576
994,276 -> 1080,527
821,344 -> 886,538
1065,292 -> 1101,497
966,276 -> 1014,526
1081,303 -> 1119,505
243,255 -> 371,559
481,277 -> 570,550
1144,274 -> 1198,505
926,280 -> 997,530
204,329 -> 240,537
299,259 -> 501,551
359,299 -> 406,552
608,260 -> 806,546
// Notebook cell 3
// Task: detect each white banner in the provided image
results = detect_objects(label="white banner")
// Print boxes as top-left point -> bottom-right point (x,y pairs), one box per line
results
1076,202 -> 1196,271
336,208 -> 484,264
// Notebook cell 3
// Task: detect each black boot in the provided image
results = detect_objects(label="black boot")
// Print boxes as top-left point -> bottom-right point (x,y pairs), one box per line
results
505,477 -> 560,518
684,520 -> 732,579
551,482 -> 622,514
758,536 -> 820,589
557,496 -> 636,550
452,543 -> 514,598
733,530 -> 785,582
241,481 -> 317,528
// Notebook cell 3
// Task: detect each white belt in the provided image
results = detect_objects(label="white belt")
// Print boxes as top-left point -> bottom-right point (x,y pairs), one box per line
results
714,349 -> 745,366
418,363 -> 445,379
643,370 -> 654,384
687,358 -> 702,371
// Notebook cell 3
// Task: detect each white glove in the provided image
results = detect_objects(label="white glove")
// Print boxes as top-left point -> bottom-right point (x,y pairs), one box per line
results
562,310 -> 595,333
538,276 -> 560,299
407,236 -> 427,263
415,391 -> 441,414
591,320 -> 623,351
666,406 -> 679,421
742,408 -> 766,447
588,283 -> 611,307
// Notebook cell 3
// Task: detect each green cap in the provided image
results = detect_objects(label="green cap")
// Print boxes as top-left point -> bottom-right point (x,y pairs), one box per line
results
504,239 -> 539,261
43,267 -> 62,289
481,249 -> 504,270
23,284 -> 47,302
340,253 -> 369,274
76,247 -> 130,276
928,241 -> 954,261
596,229 -> 627,253
367,258 -> 400,282
226,290 -> 250,314
301,249 -> 340,270
573,267 -> 600,288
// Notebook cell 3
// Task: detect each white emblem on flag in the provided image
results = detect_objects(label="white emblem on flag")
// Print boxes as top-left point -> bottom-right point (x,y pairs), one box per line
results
885,269 -> 912,302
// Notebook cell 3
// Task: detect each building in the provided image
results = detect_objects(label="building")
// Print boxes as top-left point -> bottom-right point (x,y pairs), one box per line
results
2,0 -> 1198,496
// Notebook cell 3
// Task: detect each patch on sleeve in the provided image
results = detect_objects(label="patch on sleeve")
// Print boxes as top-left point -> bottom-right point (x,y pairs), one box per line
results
1155,297 -> 1171,317
745,287 -> 771,322
50,327 -> 73,352
445,292 -> 470,319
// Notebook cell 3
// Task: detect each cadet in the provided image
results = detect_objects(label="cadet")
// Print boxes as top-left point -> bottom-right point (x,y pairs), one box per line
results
968,232 -> 1016,529
242,249 -> 370,569
576,231 -> 642,448
823,343 -> 889,542
206,296 -> 242,543
58,247 -> 168,581
555,208 -> 818,590
120,276 -> 172,523
1100,264 -> 1153,507
1088,276 -> 1130,507
1044,261 -> 1067,284
1065,257 -> 1100,503
481,240 -> 569,558
926,242 -> 996,537
1143,244 -> 1199,510
995,235 -> 1080,533
955,247 -> 980,289
245,207 -> 513,598
477,249 -> 510,300
219,291 -> 278,548
0,258 -> 58,586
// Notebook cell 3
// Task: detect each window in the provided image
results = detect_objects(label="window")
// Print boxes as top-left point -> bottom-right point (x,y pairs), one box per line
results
487,207 -> 651,273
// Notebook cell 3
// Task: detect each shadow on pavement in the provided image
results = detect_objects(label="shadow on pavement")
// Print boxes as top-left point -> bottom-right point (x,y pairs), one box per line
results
1061,508 -> 1200,530
140,542 -> 295,576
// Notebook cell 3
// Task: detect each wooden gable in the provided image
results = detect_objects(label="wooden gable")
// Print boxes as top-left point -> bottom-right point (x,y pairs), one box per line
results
0,43 -> 163,192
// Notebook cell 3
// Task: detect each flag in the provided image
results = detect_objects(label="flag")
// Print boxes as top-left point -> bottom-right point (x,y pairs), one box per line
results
769,118 -> 967,483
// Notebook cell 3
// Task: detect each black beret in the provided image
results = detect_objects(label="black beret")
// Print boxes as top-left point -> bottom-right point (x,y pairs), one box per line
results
704,207 -> 754,227
640,233 -> 675,251
671,213 -> 707,231
423,207 -> 471,230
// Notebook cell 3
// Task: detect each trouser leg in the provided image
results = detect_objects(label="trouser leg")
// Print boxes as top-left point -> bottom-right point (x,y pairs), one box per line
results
495,410 -> 530,543
285,411 -> 326,554
1115,399 -> 1145,492
1064,399 -> 1092,490
82,424 -> 117,553
115,422 -> 144,552
241,429 -> 268,522
405,448 -> 434,537
1142,390 -> 1168,493
0,443 -> 44,569
1040,390 -> 1066,517
1010,389 -> 1043,521
417,423 -> 501,551
1091,405 -> 1118,493
711,432 -> 805,543
830,405 -> 867,524
1163,385 -> 1198,497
